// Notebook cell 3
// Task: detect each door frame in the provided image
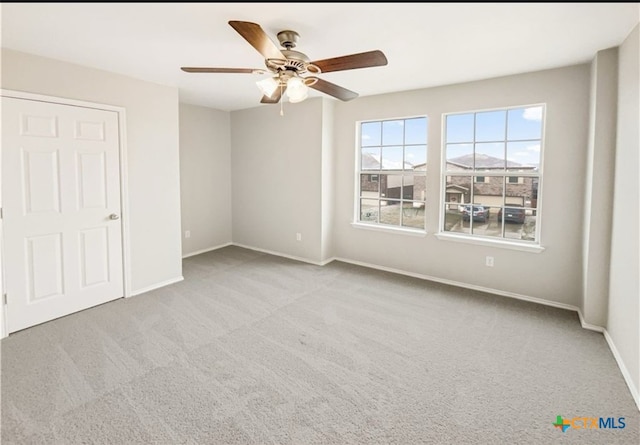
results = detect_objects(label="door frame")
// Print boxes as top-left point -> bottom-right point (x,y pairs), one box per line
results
0,89 -> 132,339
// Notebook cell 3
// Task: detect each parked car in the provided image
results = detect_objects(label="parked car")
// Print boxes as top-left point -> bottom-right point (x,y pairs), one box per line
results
461,205 -> 488,222
498,205 -> 526,224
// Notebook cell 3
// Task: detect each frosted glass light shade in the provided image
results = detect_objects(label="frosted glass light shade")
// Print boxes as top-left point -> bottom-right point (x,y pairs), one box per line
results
286,77 -> 308,103
256,77 -> 279,98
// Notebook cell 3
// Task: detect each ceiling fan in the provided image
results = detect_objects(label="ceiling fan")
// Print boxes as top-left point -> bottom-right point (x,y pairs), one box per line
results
181,21 -> 388,105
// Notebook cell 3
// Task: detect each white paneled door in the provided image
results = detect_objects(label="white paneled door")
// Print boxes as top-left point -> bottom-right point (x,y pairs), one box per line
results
2,97 -> 124,333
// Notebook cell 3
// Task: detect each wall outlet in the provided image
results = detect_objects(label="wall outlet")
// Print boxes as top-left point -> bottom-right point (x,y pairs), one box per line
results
296,233 -> 302,241
486,256 -> 494,267
185,230 -> 191,239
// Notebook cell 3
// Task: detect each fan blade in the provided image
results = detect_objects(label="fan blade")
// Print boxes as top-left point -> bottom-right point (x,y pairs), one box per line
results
308,78 -> 358,101
261,85 -> 287,104
310,50 -> 388,73
181,67 -> 265,74
229,21 -> 285,61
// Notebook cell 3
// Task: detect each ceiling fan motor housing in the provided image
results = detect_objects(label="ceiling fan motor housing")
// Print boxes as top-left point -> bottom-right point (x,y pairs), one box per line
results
266,30 -> 320,75
277,30 -> 299,49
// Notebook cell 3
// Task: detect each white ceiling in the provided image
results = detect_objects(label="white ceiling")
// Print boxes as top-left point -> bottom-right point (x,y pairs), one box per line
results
2,3 -> 638,111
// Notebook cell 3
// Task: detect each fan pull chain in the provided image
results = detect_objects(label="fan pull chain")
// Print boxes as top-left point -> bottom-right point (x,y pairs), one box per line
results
280,83 -> 284,116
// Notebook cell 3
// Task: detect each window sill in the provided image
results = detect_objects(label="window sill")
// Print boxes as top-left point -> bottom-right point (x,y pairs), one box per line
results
434,232 -> 545,253
351,222 -> 427,237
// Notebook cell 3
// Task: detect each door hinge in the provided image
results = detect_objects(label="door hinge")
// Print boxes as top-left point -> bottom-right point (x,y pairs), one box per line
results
0,207 -> 3,219
3,294 -> 6,305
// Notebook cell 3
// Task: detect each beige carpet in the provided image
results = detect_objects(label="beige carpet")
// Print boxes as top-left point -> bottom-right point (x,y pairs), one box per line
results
1,246 -> 638,444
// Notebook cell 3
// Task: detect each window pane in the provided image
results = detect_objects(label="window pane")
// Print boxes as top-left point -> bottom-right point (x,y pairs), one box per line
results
446,113 -> 474,143
402,202 -> 425,229
446,175 -> 472,205
405,145 -> 426,168
474,176 -> 503,209
413,162 -> 427,175
361,121 -> 381,146
469,204 -> 490,236
507,141 -> 541,169
382,120 -> 404,146
475,110 -> 506,142
476,206 -> 502,238
475,142 -> 505,171
381,174 -> 402,199
503,208 -> 536,241
446,143 -> 473,167
410,175 -> 426,201
522,210 -> 536,241
360,199 -> 378,222
443,203 -> 467,234
500,205 -> 527,225
507,107 -> 543,140
361,146 -> 380,170
506,177 -> 533,207
405,117 -> 427,145
360,174 -> 379,198
379,200 -> 401,225
381,146 -> 404,169
531,178 -> 539,207
402,175 -> 414,199
445,175 -> 471,235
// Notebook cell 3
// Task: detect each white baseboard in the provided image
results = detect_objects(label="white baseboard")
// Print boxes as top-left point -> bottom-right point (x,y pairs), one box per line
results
576,308 -> 605,332
603,329 -> 640,411
130,276 -> 184,297
182,242 -> 233,259
333,256 -> 581,314
0,303 -> 6,339
232,243 -> 334,266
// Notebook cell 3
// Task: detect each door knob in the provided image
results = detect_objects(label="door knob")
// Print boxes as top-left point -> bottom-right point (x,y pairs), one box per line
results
109,213 -> 120,220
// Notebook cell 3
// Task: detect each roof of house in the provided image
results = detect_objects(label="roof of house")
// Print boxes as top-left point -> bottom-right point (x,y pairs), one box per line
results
361,153 -> 414,170
447,153 -> 536,169
363,153 -> 537,171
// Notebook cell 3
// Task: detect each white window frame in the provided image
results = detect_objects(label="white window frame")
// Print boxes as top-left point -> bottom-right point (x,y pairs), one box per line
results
436,104 -> 546,252
352,115 -> 428,235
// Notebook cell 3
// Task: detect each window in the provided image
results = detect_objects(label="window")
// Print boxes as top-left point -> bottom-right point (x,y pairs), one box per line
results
357,116 -> 427,230
441,105 -> 544,244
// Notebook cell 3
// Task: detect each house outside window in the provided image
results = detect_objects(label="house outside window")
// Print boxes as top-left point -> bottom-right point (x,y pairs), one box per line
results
357,116 -> 427,230
441,105 -> 544,244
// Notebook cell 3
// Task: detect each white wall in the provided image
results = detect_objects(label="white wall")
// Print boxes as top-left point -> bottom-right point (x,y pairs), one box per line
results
332,65 -> 590,307
230,98 -> 325,263
179,103 -> 232,256
607,22 -> 640,407
321,99 -> 335,263
582,48 -> 618,327
1,49 -> 183,294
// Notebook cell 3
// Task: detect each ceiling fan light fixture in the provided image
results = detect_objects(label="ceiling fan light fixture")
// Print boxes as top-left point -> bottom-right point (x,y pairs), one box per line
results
286,76 -> 308,103
256,76 -> 279,98
184,21 -> 387,106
